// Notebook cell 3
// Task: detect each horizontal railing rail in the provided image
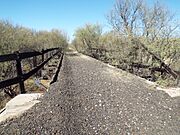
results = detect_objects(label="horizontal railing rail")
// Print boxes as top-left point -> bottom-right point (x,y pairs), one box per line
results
0,47 -> 59,62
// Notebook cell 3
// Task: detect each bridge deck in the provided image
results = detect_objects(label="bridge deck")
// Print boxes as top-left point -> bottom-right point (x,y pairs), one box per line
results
0,52 -> 179,135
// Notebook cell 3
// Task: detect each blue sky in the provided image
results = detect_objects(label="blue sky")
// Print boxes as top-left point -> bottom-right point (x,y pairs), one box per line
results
0,0 -> 180,40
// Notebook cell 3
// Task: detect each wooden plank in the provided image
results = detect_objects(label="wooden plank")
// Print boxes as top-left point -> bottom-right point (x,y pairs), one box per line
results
0,77 -> 20,89
43,48 -> 59,54
0,54 -> 17,62
0,48 -> 60,63
19,51 -> 42,59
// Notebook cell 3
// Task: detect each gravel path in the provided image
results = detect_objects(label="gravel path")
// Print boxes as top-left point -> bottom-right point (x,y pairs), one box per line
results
0,52 -> 179,135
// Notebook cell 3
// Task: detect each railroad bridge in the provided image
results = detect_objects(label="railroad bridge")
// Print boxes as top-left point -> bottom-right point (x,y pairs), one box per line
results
0,50 -> 179,135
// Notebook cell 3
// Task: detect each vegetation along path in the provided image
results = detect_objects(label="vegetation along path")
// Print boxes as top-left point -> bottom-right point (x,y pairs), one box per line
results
0,52 -> 179,135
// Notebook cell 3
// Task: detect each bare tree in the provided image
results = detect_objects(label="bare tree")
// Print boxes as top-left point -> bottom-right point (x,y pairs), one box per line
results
107,0 -> 180,79
108,0 -> 179,42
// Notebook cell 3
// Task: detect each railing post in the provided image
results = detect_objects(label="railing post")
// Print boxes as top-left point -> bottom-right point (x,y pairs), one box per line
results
33,56 -> 40,76
42,49 -> 44,70
15,51 -> 26,94
58,48 -> 61,58
33,56 -> 37,67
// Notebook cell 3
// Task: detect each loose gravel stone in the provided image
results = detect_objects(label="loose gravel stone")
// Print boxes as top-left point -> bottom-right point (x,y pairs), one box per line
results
0,52 -> 179,135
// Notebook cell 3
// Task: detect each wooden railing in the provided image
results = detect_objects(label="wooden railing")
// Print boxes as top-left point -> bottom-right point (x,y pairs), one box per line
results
90,47 -> 179,80
0,47 -> 62,94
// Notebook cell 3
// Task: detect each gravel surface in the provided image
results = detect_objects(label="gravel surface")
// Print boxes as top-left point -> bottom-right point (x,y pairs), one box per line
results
0,52 -> 179,135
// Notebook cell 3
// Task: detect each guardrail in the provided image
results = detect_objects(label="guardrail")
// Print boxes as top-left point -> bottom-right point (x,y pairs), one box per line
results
0,47 -> 62,94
